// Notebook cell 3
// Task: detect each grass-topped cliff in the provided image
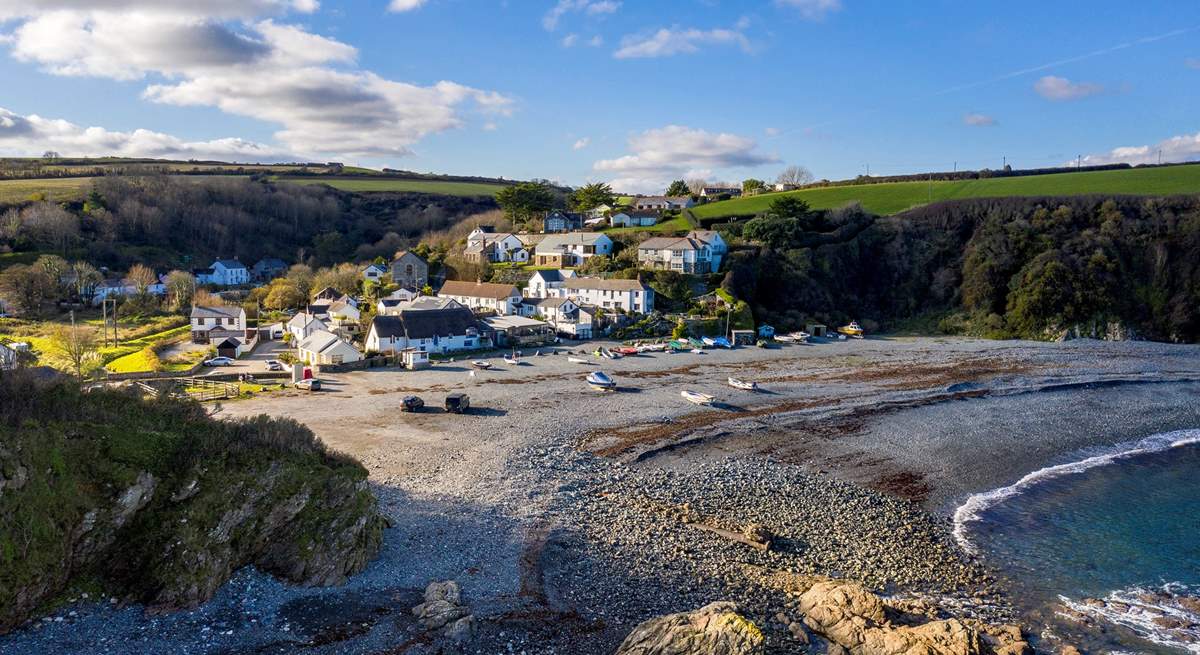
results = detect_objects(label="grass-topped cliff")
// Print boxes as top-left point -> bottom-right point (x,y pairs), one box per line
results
0,370 -> 385,634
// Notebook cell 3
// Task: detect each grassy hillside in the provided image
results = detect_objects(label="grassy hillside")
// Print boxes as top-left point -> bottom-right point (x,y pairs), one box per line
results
274,175 -> 509,197
0,177 -> 99,203
693,164 -> 1200,219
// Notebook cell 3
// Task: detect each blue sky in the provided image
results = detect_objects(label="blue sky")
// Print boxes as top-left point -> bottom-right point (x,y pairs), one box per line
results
1,0 -> 1198,193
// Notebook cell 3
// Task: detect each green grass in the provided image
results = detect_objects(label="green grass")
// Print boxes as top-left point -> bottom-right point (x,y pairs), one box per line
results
0,178 -> 98,203
275,176 -> 508,197
692,164 -> 1200,219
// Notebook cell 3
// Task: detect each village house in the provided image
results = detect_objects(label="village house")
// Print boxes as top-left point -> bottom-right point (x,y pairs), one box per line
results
586,203 -> 614,220
324,298 -> 362,336
296,330 -> 362,366
190,305 -> 249,345
543,210 -> 584,233
92,274 -> 167,305
362,263 -> 389,282
636,230 -> 727,274
287,311 -> 330,342
525,269 -> 576,298
773,182 -> 801,192
609,210 -> 660,228
377,296 -> 462,315
438,280 -> 523,315
250,258 -> 287,282
555,276 -> 654,314
532,232 -> 614,267
365,306 -> 487,355
199,259 -> 250,286
631,196 -> 694,211
520,296 -> 594,338
391,250 -> 429,289
482,315 -> 555,347
700,186 -> 742,199
464,230 -> 526,264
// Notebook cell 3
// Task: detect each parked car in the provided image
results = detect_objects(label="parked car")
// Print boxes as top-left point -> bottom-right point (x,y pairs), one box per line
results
203,356 -> 235,367
401,395 -> 424,412
295,378 -> 321,391
444,392 -> 470,414
265,359 -> 284,371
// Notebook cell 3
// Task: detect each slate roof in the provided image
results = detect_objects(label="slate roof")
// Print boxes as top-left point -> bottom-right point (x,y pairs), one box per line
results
370,307 -> 482,340
563,277 -> 648,292
439,280 -> 519,300
190,305 -> 244,320
214,259 -> 245,269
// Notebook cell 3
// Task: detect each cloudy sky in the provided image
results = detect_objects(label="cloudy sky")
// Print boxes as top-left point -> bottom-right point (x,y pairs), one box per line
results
1,0 -> 1198,193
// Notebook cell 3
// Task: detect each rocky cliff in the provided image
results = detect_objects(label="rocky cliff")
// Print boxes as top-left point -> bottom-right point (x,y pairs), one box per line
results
0,371 -> 385,634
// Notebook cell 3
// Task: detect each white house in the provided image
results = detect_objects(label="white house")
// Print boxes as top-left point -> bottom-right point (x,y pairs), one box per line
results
586,203 -> 614,220
206,259 -> 249,286
377,296 -> 462,315
610,210 -> 660,228
556,277 -> 654,314
190,305 -> 248,345
773,182 -> 801,192
362,263 -> 389,282
287,311 -> 330,342
525,269 -> 577,299
438,280 -> 522,315
297,330 -> 362,366
631,196 -> 694,211
688,230 -> 727,270
532,233 -> 614,268
92,275 -> 166,305
636,230 -> 727,274
465,229 -> 526,263
365,307 -> 487,355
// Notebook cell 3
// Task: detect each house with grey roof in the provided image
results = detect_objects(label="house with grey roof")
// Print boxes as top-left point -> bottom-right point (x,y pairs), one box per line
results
543,210 -> 584,233
532,232 -> 613,267
297,330 -> 362,366
190,305 -> 249,345
438,280 -> 523,315
636,230 -> 727,274
555,276 -> 653,314
525,269 -> 577,298
251,258 -> 288,282
365,307 -> 488,354
206,258 -> 249,286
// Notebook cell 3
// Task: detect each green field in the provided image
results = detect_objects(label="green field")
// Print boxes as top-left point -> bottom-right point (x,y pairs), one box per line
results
0,177 -> 99,203
276,176 -> 508,197
692,164 -> 1200,219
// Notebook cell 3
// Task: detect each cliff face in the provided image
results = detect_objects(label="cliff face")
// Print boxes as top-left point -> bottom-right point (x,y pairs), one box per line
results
0,373 -> 385,634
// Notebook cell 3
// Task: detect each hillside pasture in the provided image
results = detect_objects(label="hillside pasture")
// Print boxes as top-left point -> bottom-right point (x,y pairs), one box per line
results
691,163 -> 1200,219
275,176 -> 509,197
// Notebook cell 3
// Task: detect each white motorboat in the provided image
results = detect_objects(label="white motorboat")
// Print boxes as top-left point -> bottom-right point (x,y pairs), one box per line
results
680,390 -> 715,405
727,377 -> 758,391
471,360 -> 491,370
586,371 -> 617,391
503,353 -> 520,365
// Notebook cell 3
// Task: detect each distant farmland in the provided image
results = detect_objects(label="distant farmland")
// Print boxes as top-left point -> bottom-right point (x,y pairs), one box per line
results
276,176 -> 509,197
691,163 -> 1200,219
0,177 -> 99,203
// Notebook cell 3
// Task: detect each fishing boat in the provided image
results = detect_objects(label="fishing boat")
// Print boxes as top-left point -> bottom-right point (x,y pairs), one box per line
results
837,321 -> 864,338
688,337 -> 705,349
503,354 -> 520,365
668,340 -> 689,351
701,336 -> 717,347
471,360 -> 491,370
727,377 -> 757,391
615,346 -> 639,356
586,371 -> 617,391
680,390 -> 715,405
711,336 -> 732,349
567,356 -> 590,364
775,333 -> 797,343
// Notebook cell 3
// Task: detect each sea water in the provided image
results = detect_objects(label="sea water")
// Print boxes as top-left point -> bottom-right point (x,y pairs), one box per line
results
956,430 -> 1200,653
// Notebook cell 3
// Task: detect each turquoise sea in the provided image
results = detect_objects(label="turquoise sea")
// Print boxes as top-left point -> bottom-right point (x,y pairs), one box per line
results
956,431 -> 1200,653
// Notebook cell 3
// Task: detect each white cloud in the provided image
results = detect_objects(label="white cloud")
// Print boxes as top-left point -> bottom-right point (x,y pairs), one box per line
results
963,112 -> 996,127
588,34 -> 603,47
542,0 -> 619,31
614,26 -> 751,59
1077,130 -> 1200,166
572,137 -> 590,150
1034,75 -> 1103,101
0,106 -> 294,161
775,0 -> 842,20
387,0 -> 425,11
0,3 -> 512,160
594,125 -> 776,193
561,33 -> 578,47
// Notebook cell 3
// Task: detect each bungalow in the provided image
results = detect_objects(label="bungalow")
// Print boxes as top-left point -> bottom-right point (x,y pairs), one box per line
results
773,183 -> 801,192
438,280 -> 522,315
251,258 -> 288,281
207,259 -> 250,286
190,305 -> 249,345
377,296 -> 462,315
636,230 -> 727,274
532,232 -> 614,267
325,298 -> 361,336
543,210 -> 584,233
391,250 -> 429,289
610,210 -> 659,228
557,276 -> 654,314
297,330 -> 362,366
525,269 -> 576,299
365,307 -> 488,355
482,315 -> 555,347
700,186 -> 741,199
362,263 -> 389,283
632,196 -> 694,211
464,231 -> 525,264
287,311 -> 330,342
521,296 -> 592,338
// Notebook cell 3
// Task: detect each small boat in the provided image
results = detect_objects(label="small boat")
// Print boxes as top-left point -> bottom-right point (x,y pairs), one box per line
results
680,390 -> 715,405
615,346 -> 639,356
668,340 -> 689,351
503,355 -> 520,365
586,371 -> 617,391
838,321 -> 864,338
727,377 -> 757,391
701,336 -> 717,347
792,331 -> 811,342
690,348 -> 705,354
471,360 -> 491,370
688,338 -> 705,349
711,336 -> 732,349
568,356 -> 590,364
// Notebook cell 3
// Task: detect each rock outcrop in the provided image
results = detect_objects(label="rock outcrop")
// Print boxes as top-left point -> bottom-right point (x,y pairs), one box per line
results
796,580 -> 1029,655
615,602 -> 765,655
0,375 -> 386,634
412,580 -> 474,642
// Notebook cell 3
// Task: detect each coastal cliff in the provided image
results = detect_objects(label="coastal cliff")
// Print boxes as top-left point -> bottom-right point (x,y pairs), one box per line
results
0,371 -> 385,634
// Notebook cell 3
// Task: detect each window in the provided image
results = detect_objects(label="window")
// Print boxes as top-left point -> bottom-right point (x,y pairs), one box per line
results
406,264 -> 414,277
332,355 -> 344,364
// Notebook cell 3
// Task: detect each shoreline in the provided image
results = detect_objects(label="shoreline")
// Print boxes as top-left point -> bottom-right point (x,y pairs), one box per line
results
4,336 -> 1200,653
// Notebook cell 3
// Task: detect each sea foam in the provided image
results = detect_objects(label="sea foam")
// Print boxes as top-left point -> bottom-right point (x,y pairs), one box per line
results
1061,583 -> 1200,654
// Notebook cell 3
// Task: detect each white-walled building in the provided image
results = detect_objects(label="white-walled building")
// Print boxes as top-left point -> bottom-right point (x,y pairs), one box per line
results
532,233 -> 614,268
365,307 -> 487,355
438,280 -> 522,315
202,259 -> 249,286
555,277 -> 654,314
190,305 -> 248,344
297,330 -> 362,365
636,230 -> 727,274
525,269 -> 577,299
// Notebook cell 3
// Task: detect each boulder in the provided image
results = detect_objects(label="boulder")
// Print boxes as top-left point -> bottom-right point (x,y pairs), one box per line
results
797,580 -> 1029,655
412,580 -> 473,639
616,602 -> 765,655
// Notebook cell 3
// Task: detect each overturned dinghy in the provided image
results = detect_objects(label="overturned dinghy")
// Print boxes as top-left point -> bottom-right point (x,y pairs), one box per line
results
568,356 -> 591,364
586,371 -> 617,391
680,390 -> 715,406
727,377 -> 757,391
471,360 -> 492,370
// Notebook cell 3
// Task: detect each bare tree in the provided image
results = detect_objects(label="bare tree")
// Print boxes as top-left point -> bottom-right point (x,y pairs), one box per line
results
127,264 -> 157,296
51,324 -> 98,378
164,270 -> 196,311
0,264 -> 53,316
685,178 -> 708,195
20,203 -> 80,252
776,165 -> 815,187
72,261 -> 103,304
